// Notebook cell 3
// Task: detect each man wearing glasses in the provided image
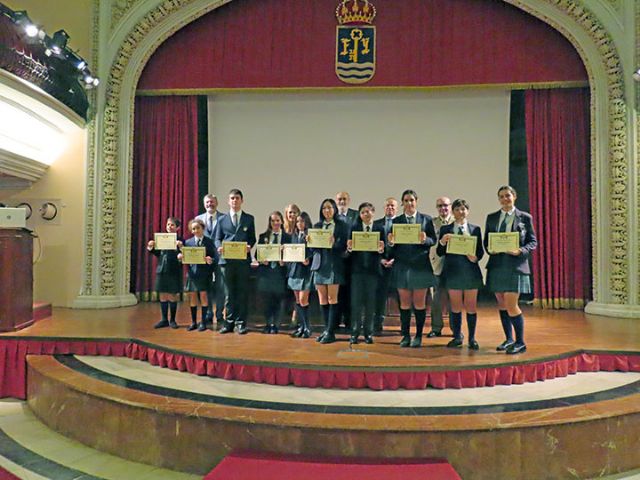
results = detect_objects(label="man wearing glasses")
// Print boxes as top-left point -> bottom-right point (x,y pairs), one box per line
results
427,196 -> 454,338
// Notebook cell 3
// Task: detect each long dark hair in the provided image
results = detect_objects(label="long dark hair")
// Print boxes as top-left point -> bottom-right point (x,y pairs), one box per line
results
261,211 -> 284,240
295,212 -> 313,235
318,198 -> 339,223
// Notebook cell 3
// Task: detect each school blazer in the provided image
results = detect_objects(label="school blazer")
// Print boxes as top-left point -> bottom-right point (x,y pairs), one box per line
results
256,231 -> 291,271
310,219 -> 349,272
149,236 -> 183,275
183,236 -> 215,279
483,209 -> 537,275
436,223 -> 484,261
287,231 -> 313,279
214,212 -> 257,264
389,212 -> 437,270
348,221 -> 384,275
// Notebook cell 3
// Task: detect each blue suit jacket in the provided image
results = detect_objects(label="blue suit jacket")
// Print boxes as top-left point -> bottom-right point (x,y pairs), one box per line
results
483,208 -> 537,275
389,212 -> 437,271
214,211 -> 257,264
195,211 -> 225,239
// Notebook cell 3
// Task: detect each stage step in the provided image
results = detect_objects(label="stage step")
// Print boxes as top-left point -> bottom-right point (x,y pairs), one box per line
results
25,354 -> 640,479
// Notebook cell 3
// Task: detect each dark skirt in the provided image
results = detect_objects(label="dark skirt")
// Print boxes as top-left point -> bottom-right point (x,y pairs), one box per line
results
486,266 -> 531,294
392,264 -> 436,290
185,275 -> 211,292
155,272 -> 182,294
441,262 -> 484,291
313,270 -> 344,285
288,275 -> 314,291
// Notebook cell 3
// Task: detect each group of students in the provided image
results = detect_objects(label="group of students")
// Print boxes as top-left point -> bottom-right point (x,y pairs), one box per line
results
147,185 -> 537,355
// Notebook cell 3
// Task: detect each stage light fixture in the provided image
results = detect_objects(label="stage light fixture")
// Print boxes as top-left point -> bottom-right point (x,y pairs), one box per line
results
45,29 -> 69,56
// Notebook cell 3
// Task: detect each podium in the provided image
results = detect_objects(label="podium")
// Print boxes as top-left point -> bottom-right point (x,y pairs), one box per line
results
0,228 -> 33,332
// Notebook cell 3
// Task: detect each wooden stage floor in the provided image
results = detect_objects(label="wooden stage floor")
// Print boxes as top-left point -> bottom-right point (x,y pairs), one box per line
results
4,303 -> 639,370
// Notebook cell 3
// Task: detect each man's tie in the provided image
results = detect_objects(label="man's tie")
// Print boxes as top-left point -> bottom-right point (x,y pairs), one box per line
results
498,216 -> 508,232
407,215 -> 414,224
365,225 -> 370,232
232,213 -> 238,229
457,225 -> 464,235
385,218 -> 392,235
196,238 -> 202,247
207,215 -> 213,233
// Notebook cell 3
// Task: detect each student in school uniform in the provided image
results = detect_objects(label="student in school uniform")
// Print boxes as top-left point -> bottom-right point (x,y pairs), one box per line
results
372,197 -> 398,334
288,212 -> 314,339
436,199 -> 484,349
310,198 -> 349,344
178,218 -> 215,331
215,189 -> 257,335
147,217 -> 183,329
253,211 -> 291,334
387,189 -> 437,348
346,202 -> 385,345
484,185 -> 537,355
282,203 -> 301,330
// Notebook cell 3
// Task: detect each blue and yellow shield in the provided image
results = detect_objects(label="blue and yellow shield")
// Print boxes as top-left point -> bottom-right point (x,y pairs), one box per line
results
335,26 -> 376,84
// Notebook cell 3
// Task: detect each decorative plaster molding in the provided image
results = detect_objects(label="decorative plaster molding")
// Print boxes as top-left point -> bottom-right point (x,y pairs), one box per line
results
585,302 -> 640,318
72,293 -> 138,309
111,0 -> 138,30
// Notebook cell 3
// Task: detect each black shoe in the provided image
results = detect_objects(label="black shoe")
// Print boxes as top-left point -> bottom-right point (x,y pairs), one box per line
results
468,340 -> 479,350
236,325 -> 248,335
197,322 -> 207,332
496,340 -> 515,351
169,321 -> 178,329
364,336 -> 374,344
447,338 -> 463,348
399,335 -> 411,348
426,330 -> 441,338
316,331 -> 327,342
301,329 -> 311,339
506,343 -> 526,355
349,336 -> 358,345
219,324 -> 234,334
410,336 -> 422,348
154,320 -> 170,329
271,326 -> 279,334
291,327 -> 303,338
319,333 -> 336,344
262,325 -> 271,334
187,323 -> 198,331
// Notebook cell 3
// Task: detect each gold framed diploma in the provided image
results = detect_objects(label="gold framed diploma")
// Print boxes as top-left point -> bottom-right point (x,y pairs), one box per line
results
392,224 -> 421,244
222,241 -> 248,260
307,228 -> 332,249
352,231 -> 380,252
154,232 -> 177,250
282,244 -> 306,262
446,235 -> 477,256
181,246 -> 206,264
488,232 -> 519,253
256,244 -> 281,262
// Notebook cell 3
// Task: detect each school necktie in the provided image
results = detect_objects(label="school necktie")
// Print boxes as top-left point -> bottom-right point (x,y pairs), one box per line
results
232,213 -> 238,228
196,238 -> 202,247
498,215 -> 508,232
407,216 -> 414,224
271,233 -> 279,269
365,225 -> 370,232
457,225 -> 464,235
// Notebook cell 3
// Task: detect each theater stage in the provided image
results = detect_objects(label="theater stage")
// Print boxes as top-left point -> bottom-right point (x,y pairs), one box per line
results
1,304 -> 640,479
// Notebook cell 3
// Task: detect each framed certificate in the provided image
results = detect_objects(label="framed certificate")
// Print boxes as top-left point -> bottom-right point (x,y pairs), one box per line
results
446,235 -> 477,256
352,231 -> 380,252
488,232 -> 519,253
222,241 -> 248,260
154,232 -> 177,250
181,246 -> 206,264
282,244 -> 306,262
392,224 -> 421,244
307,228 -> 332,249
256,244 -> 281,262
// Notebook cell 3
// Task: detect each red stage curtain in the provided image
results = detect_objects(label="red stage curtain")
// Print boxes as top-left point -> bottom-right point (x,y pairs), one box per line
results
130,96 -> 199,300
525,88 -> 591,309
137,0 -> 587,91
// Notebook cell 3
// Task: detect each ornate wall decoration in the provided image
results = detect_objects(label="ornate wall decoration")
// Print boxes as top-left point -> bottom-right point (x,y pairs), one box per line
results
636,0 -> 640,304
90,0 -> 628,304
111,0 -> 137,30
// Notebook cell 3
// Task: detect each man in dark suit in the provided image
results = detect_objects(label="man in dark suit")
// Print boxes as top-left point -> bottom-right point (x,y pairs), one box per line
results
195,194 -> 226,331
335,191 -> 358,330
214,189 -> 256,335
372,197 -> 397,334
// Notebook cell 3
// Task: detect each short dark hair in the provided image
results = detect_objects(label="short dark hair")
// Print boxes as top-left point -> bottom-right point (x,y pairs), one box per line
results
451,199 -> 469,210
188,218 -> 205,231
497,185 -> 517,197
166,216 -> 181,227
229,188 -> 243,199
358,202 -> 375,212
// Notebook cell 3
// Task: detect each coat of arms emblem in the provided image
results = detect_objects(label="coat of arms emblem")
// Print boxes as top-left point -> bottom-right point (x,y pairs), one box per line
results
335,0 -> 376,84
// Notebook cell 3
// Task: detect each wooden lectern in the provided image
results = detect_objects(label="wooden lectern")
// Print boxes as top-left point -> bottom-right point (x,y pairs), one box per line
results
0,228 -> 33,331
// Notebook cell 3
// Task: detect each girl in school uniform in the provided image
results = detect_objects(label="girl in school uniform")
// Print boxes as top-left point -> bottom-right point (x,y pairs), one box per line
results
178,219 -> 215,331
387,189 -> 437,348
283,204 -> 301,330
147,216 -> 183,329
288,212 -> 314,338
484,185 -> 538,355
436,199 -> 484,349
254,211 -> 291,334
310,198 -> 349,344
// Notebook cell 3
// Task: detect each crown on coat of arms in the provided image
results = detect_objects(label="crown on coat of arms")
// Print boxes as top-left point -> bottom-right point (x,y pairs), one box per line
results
335,0 -> 377,25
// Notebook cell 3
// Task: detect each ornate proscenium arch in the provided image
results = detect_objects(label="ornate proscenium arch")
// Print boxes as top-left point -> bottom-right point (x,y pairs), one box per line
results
75,0 -> 635,316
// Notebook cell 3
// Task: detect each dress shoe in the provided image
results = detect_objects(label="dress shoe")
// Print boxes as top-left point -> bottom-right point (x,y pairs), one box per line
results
262,325 -> 271,334
506,343 -> 526,355
349,336 -> 358,345
426,330 -> 441,338
291,327 -> 303,338
169,321 -> 178,329
301,329 -> 311,339
319,333 -> 336,344
399,335 -> 411,348
187,323 -> 198,331
468,340 -> 479,350
316,331 -> 327,342
219,324 -> 234,334
271,326 -> 279,334
197,322 -> 207,332
410,336 -> 422,348
496,340 -> 515,351
153,319 -> 170,329
447,338 -> 463,348
236,325 -> 248,335
364,336 -> 374,344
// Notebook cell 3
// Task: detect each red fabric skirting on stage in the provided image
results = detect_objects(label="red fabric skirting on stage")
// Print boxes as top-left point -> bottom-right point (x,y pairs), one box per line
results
204,451 -> 461,480
1,338 -> 639,399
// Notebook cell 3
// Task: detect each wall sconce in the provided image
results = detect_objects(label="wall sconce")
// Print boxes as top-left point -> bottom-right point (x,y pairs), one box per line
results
39,202 -> 58,221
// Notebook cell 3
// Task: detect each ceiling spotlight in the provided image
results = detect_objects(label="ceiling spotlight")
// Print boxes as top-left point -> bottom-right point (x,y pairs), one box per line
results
633,68 -> 640,82
24,24 -> 38,37
48,29 -> 69,55
77,60 -> 86,70
12,11 -> 39,38
92,77 -> 100,87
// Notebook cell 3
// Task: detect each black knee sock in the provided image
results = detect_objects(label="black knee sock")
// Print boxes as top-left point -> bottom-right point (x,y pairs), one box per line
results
511,314 -> 525,344
450,311 -> 462,339
190,306 -> 197,324
466,313 -> 477,341
499,309 -> 513,342
169,302 -> 177,322
328,304 -> 339,334
300,305 -> 310,331
160,301 -> 169,321
414,308 -> 426,337
321,304 -> 330,330
201,306 -> 208,323
399,309 -> 411,337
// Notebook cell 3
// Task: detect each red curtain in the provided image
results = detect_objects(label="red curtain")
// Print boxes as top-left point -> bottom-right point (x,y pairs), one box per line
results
138,0 -> 587,91
131,96 -> 200,299
525,88 -> 591,309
